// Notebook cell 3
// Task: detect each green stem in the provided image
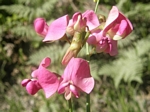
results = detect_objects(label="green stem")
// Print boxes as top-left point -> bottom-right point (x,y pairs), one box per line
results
94,0 -> 100,13
86,94 -> 91,112
68,99 -> 73,112
86,41 -> 91,112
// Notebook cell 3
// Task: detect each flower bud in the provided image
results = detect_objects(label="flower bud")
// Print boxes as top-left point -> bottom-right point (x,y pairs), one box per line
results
62,31 -> 86,65
34,18 -> 49,37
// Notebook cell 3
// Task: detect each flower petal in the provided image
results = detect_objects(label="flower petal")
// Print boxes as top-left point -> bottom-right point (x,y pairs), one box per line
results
63,58 -> 95,94
34,18 -> 48,37
106,38 -> 118,56
40,57 -> 51,68
43,15 -> 69,42
82,10 -> 100,30
103,6 -> 119,33
26,81 -> 41,95
36,67 -> 59,98
21,79 -> 31,87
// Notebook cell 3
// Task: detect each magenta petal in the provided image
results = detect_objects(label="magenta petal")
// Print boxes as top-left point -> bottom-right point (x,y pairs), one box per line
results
57,80 -> 69,94
64,58 -> 95,94
82,10 -> 100,30
43,15 -> 69,42
36,68 -> 59,98
34,18 -> 48,37
87,35 -> 97,45
40,57 -> 51,68
26,81 -> 41,95
21,79 -> 31,87
72,12 -> 81,23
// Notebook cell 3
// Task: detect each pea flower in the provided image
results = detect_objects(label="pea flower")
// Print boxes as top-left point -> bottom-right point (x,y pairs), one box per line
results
21,57 -> 59,98
34,15 -> 69,42
66,10 -> 99,35
58,58 -> 95,100
87,30 -> 118,56
102,6 -> 133,40
87,6 -> 133,56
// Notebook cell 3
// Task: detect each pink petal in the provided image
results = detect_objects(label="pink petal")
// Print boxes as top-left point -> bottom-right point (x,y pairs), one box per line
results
82,10 -> 100,30
72,12 -> 81,23
31,57 -> 51,78
70,85 -> 79,98
34,18 -> 48,37
106,39 -> 118,56
64,87 -> 72,100
43,15 -> 69,42
103,6 -> 119,33
63,58 -> 95,94
57,79 -> 69,94
36,67 -> 59,98
40,57 -> 51,68
26,81 -> 41,95
87,35 -> 97,45
21,79 -> 31,87
103,6 -> 133,39
116,13 -> 133,38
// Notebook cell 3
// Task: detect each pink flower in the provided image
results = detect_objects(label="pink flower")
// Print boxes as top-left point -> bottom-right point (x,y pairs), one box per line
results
102,6 -> 133,40
87,30 -> 118,56
58,58 -> 95,100
87,6 -> 133,56
34,15 -> 69,42
67,10 -> 99,34
21,57 -> 59,98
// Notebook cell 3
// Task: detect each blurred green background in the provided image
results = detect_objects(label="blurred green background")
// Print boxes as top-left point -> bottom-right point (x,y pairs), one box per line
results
0,0 -> 150,112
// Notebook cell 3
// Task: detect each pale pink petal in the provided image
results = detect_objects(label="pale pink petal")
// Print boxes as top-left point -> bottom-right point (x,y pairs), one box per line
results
106,39 -> 118,56
36,67 -> 59,98
43,15 -> 69,42
67,58 -> 95,94
64,87 -> 72,100
69,85 -> 79,98
103,6 -> 119,33
82,10 -> 100,30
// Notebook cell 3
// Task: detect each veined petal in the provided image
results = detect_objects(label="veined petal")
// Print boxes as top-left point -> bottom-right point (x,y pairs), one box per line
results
43,15 -> 69,42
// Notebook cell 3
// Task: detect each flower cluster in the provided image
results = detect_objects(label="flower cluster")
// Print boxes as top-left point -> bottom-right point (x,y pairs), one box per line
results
22,57 -> 94,100
22,6 -> 133,100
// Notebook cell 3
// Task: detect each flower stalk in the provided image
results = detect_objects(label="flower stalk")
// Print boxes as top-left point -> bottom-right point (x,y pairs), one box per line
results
68,99 -> 73,112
